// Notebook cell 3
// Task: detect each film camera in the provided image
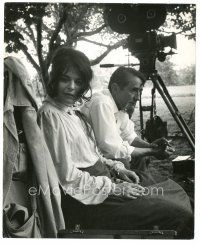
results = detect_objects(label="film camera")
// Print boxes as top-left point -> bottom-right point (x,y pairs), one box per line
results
104,4 -> 177,72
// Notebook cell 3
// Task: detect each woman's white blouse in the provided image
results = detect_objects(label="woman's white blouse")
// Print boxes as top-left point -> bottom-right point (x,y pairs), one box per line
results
38,97 -> 114,205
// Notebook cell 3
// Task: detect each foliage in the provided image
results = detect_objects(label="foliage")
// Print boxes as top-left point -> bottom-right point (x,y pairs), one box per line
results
163,4 -> 196,40
156,58 -> 179,86
4,3 -> 196,92
177,65 -> 195,85
4,3 -> 48,52
156,58 -> 195,86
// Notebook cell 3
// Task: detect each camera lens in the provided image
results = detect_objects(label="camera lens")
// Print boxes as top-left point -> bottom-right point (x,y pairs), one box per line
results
146,9 -> 156,19
117,13 -> 127,24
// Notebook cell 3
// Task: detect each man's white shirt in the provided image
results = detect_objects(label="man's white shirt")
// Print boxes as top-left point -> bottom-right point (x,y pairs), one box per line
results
81,89 -> 137,161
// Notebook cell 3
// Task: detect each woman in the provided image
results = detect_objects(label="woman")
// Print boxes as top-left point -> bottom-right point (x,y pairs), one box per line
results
38,47 -> 193,238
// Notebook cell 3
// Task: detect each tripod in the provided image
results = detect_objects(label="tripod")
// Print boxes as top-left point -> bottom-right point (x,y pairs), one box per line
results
138,55 -> 195,152
140,71 -> 195,152
139,68 -> 195,187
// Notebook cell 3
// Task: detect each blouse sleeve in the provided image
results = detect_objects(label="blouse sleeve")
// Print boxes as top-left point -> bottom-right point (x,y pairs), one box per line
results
38,109 -> 115,205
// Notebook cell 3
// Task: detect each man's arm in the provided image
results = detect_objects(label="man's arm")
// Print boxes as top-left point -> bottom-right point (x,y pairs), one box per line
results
131,136 -> 151,148
131,147 -> 156,158
130,136 -> 156,158
131,137 -> 173,159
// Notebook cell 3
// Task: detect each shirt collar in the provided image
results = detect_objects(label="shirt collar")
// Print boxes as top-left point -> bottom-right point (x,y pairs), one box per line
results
44,96 -> 79,115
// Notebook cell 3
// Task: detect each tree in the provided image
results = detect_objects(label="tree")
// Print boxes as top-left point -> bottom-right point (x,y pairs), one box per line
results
156,58 -> 179,86
4,3 -> 126,90
4,3 -> 196,92
163,4 -> 196,40
156,58 -> 195,86
177,65 -> 195,85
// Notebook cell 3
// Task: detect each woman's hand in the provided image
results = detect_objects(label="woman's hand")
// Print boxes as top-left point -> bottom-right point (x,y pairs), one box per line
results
111,161 -> 140,184
111,182 -> 145,199
117,169 -> 140,184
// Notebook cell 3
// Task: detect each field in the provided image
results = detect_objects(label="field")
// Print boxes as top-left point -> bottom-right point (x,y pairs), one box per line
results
132,85 -> 195,179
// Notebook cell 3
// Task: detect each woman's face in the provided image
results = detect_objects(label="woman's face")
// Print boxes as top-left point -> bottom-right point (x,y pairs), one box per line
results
56,66 -> 83,106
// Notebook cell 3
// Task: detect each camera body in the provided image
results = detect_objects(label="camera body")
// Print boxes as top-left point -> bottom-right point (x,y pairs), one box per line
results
127,32 -> 177,56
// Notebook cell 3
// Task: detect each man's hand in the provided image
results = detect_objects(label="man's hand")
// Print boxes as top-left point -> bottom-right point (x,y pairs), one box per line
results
151,137 -> 173,150
152,148 -> 170,160
111,182 -> 145,199
151,137 -> 175,160
131,137 -> 175,160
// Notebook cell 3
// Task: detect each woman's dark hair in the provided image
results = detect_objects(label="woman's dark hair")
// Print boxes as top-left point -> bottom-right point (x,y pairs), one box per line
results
75,110 -> 96,143
47,46 -> 93,100
108,66 -> 146,91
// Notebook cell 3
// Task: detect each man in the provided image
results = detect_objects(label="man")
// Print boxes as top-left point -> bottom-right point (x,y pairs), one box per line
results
81,66 -> 171,175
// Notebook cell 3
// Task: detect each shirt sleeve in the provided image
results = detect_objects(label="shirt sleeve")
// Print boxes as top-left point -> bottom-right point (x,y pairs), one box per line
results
118,111 -> 138,145
89,101 -> 135,161
38,109 -> 115,205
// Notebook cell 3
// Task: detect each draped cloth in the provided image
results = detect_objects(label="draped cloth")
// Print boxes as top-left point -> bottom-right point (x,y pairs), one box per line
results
3,56 -> 65,237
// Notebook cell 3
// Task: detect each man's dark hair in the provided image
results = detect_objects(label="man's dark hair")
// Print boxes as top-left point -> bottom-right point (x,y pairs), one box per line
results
47,46 -> 93,100
108,66 -> 146,91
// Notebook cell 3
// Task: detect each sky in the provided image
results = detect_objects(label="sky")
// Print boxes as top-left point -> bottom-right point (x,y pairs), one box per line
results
170,35 -> 195,69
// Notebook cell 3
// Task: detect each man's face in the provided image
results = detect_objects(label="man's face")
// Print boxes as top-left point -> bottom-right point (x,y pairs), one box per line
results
114,73 -> 143,110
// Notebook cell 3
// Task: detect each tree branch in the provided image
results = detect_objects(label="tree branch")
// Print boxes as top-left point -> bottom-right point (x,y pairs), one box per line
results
90,39 -> 127,66
27,25 -> 37,49
15,26 -> 31,40
77,37 -> 110,48
160,29 -> 194,35
75,24 -> 106,38
14,24 -> 37,51
71,4 -> 92,36
36,17 -> 47,90
63,21 -> 73,46
46,9 -> 67,68
21,45 -> 40,72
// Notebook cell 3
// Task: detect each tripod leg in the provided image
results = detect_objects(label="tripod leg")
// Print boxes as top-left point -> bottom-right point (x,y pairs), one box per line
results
150,73 -> 195,152
157,74 -> 195,142
139,90 -> 145,139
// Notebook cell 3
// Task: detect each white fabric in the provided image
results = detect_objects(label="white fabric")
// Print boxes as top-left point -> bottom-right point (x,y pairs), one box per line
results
38,97 -> 115,205
81,89 -> 137,161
